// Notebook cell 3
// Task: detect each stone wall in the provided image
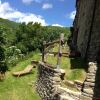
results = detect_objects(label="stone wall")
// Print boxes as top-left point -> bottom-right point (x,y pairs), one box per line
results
36,0 -> 100,99
69,0 -> 100,98
81,62 -> 97,100
36,62 -> 99,100
86,0 -> 100,61
77,0 -> 95,58
71,0 -> 100,60
36,62 -> 81,100
35,1 -> 100,99
36,62 -> 61,100
68,0 -> 100,99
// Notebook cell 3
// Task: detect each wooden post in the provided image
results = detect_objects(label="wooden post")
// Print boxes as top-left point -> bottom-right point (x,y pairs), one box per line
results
56,33 -> 64,69
42,41 -> 46,62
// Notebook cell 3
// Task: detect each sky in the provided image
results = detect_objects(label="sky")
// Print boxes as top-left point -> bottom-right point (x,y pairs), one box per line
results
0,0 -> 76,27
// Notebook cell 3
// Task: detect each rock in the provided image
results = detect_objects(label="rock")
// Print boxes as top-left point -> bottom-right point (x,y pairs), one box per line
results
52,77 -> 61,82
81,94 -> 92,100
64,80 -> 75,88
59,94 -> 75,100
86,79 -> 95,82
87,73 -> 95,76
83,88 -> 94,95
86,75 -> 95,79
74,80 -> 83,91
54,69 -> 65,74
88,62 -> 97,73
58,87 -> 81,97
84,81 -> 95,87
74,80 -> 83,85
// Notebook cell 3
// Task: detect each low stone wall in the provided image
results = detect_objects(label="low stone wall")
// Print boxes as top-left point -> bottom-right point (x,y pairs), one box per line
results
36,62 -> 81,100
36,61 -> 97,100
36,62 -> 62,100
81,62 -> 97,100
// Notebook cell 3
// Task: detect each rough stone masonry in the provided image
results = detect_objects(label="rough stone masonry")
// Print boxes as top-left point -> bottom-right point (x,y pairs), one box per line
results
68,0 -> 100,99
69,0 -> 100,61
36,62 -> 82,100
36,62 -> 98,100
36,62 -> 62,100
36,0 -> 100,99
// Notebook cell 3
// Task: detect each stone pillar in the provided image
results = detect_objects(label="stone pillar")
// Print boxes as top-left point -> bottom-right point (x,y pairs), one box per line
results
81,62 -> 97,100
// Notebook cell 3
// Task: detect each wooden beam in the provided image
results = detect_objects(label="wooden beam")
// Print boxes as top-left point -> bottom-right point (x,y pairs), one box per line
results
56,33 -> 64,69
48,51 -> 69,54
43,40 -> 59,47
42,41 -> 46,62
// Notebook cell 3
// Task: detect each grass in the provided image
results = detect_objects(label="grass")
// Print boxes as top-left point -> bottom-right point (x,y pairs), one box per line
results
46,55 -> 86,81
52,43 -> 69,53
0,52 -> 41,100
0,45 -> 87,100
46,44 -> 86,81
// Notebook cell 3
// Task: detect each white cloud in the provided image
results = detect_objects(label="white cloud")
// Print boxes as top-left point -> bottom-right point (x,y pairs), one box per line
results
0,1 -> 47,26
52,24 -> 64,27
42,3 -> 53,9
69,10 -> 76,19
17,14 -> 47,26
22,0 -> 33,4
0,2 -> 13,13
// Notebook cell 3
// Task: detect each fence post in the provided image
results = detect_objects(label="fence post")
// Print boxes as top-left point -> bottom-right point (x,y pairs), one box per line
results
56,33 -> 64,69
42,41 -> 46,62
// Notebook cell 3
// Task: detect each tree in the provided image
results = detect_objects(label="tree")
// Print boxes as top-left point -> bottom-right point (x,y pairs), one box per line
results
0,28 -> 7,80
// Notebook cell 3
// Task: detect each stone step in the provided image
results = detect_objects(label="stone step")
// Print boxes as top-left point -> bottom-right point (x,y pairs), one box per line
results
59,94 -> 76,100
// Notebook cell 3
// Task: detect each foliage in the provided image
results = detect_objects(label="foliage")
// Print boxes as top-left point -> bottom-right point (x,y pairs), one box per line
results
5,46 -> 24,67
0,18 -> 70,68
16,23 -> 70,53
46,44 -> 86,81
0,28 -> 7,73
0,18 -> 19,29
0,52 -> 41,100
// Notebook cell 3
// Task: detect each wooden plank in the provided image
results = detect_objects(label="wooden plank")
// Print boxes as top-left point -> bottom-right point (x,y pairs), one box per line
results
56,34 -> 64,69
43,40 -> 59,47
48,51 -> 69,55
42,41 -> 46,62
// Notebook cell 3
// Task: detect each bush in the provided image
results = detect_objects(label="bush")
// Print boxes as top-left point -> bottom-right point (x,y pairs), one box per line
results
0,28 -> 7,77
5,46 -> 24,67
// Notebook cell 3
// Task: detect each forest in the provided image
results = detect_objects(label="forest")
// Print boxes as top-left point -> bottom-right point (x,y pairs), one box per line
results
0,18 -> 70,76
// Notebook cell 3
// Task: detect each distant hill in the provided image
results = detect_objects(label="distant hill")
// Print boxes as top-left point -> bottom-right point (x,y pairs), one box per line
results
0,18 -> 19,29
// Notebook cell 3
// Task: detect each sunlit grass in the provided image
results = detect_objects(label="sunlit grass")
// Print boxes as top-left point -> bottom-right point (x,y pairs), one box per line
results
66,69 -> 86,81
46,48 -> 86,82
52,43 -> 69,53
0,47 -> 87,100
0,52 -> 41,100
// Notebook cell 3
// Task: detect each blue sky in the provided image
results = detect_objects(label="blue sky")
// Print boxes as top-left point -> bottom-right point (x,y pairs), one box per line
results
0,0 -> 76,27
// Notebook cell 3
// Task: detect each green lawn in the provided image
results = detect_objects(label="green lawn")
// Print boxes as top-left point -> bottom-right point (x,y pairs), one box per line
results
0,47 -> 87,100
46,55 -> 86,81
46,44 -> 86,81
0,52 -> 41,100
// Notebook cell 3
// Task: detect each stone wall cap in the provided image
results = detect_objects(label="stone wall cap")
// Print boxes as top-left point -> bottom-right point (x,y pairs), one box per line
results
38,61 -> 58,73
58,87 -> 81,95
54,69 -> 65,74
